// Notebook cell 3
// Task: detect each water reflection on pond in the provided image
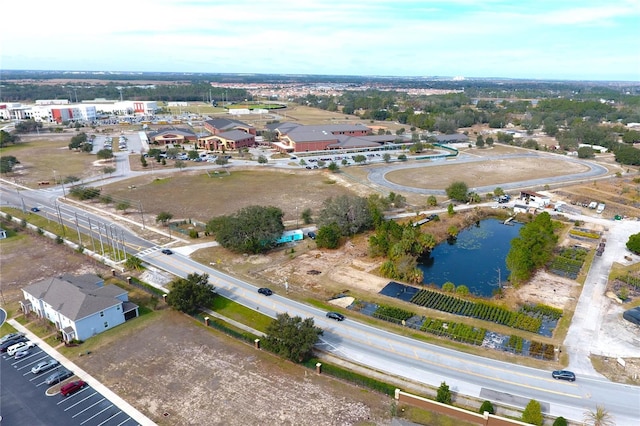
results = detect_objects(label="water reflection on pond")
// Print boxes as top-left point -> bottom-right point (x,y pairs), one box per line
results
419,218 -> 523,297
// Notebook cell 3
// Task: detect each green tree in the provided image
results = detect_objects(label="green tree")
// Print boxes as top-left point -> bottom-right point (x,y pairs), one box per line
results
397,154 -> 407,161
263,313 -> 323,363
327,161 -> 339,172
446,181 -> 469,202
207,205 -> 284,254
140,155 -> 148,167
479,400 -> 495,415
353,154 -> 367,164
166,273 -> 215,315
552,417 -> 567,426
383,153 -> 391,163
447,225 -> 459,238
447,203 -> 455,216
409,141 -> 424,153
188,150 -> 199,160
506,212 -> 558,283
476,135 -> 485,148
626,233 -> 640,254
316,223 -> 341,249
614,144 -> 640,165
522,399 -> 543,426
583,405 -> 614,426
577,146 -> 595,158
317,195 -> 373,236
486,136 -> 494,146
442,282 -> 455,292
427,195 -> 438,206
257,155 -> 268,164
215,156 -> 229,165
0,129 -> 20,147
494,187 -> 505,196
103,166 -> 116,176
124,256 -> 144,271
436,381 -> 452,404
301,208 -> 312,225
97,149 -> 114,160
156,211 -> 174,225
115,200 -> 131,214
0,156 -> 19,174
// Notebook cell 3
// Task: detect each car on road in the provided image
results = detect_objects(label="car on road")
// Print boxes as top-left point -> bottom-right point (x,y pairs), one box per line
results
32,359 -> 60,374
326,312 -> 345,321
31,207 -> 40,212
45,369 -> 73,385
258,287 -> 273,296
60,380 -> 87,396
7,340 -> 36,356
307,231 -> 316,240
161,249 -> 173,255
552,370 -> 576,381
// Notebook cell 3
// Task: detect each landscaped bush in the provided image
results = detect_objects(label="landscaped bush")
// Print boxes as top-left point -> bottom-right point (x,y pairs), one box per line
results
303,358 -> 396,396
519,303 -> 563,320
569,229 -> 600,239
505,335 -> 524,354
373,305 -> 415,323
421,319 -> 486,345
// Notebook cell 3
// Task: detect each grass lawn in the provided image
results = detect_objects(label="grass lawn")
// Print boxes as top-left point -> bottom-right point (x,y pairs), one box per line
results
209,296 -> 273,332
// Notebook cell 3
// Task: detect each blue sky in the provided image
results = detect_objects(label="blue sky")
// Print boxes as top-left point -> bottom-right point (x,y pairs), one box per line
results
2,0 -> 639,81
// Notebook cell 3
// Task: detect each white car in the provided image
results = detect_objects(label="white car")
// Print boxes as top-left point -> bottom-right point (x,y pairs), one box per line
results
7,340 -> 36,356
32,359 -> 59,374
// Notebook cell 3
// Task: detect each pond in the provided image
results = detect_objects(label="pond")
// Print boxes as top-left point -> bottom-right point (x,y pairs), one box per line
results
418,218 -> 523,297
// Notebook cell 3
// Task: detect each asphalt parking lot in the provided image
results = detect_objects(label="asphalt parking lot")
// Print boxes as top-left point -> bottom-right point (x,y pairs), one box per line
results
1,344 -> 139,426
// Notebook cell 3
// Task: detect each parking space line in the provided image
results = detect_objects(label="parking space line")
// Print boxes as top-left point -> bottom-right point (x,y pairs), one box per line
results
61,390 -> 97,408
96,410 -> 123,426
72,397 -> 106,418
116,416 -> 134,426
80,404 -> 114,425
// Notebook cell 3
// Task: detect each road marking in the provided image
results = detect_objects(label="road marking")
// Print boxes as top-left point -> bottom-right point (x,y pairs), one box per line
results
96,409 -> 123,426
80,404 -> 114,425
71,397 -> 106,418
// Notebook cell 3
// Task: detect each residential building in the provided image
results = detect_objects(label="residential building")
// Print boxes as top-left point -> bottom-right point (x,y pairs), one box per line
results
147,128 -> 197,145
20,274 -> 139,342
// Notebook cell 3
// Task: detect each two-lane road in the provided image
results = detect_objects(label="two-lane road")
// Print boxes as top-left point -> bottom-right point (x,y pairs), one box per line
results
141,249 -> 640,425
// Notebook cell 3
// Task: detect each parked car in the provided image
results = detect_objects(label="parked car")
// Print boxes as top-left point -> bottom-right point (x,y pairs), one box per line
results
14,349 -> 31,360
307,231 -> 316,240
552,370 -> 576,381
0,332 -> 24,344
258,287 -> 273,296
326,312 -> 345,321
161,249 -> 173,255
60,380 -> 87,396
32,359 -> 60,374
45,369 -> 73,385
7,340 -> 36,356
0,336 -> 27,352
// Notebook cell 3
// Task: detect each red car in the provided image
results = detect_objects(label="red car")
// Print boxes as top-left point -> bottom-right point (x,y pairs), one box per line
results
60,380 -> 86,396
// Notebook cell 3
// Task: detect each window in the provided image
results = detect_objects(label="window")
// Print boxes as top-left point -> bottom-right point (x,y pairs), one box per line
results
100,311 -> 104,317
104,322 -> 108,328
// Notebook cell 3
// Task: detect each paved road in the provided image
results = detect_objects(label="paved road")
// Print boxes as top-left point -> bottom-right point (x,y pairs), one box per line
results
140,248 -> 640,425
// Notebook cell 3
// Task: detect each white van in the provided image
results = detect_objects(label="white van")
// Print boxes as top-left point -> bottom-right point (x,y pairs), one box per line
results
7,341 -> 35,356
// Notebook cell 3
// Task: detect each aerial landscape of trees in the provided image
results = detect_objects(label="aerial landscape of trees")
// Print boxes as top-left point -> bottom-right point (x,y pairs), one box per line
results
506,212 -> 558,284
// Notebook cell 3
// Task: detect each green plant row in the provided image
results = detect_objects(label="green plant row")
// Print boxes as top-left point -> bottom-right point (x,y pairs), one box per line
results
568,229 -> 600,239
373,305 -> 415,322
519,303 -> 563,320
617,274 -> 640,289
420,319 -> 486,346
529,341 -> 556,360
506,335 -> 524,353
409,289 -> 542,333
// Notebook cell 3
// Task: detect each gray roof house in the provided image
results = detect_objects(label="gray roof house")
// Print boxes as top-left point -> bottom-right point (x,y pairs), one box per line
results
20,274 -> 138,342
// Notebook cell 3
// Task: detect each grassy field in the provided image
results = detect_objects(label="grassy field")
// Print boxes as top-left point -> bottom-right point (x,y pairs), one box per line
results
101,168 -> 354,223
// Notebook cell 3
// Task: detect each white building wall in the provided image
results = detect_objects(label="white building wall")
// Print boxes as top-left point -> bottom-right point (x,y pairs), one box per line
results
74,304 -> 125,340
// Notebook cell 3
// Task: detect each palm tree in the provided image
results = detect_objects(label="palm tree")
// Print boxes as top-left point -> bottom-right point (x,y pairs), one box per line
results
583,405 -> 614,426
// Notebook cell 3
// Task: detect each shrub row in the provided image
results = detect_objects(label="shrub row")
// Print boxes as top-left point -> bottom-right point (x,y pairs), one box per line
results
372,305 -> 415,323
568,229 -> 600,239
410,289 -> 542,333
421,319 -> 486,345
303,358 -> 397,396
519,303 -> 563,320
529,341 -> 556,360
505,335 -> 524,353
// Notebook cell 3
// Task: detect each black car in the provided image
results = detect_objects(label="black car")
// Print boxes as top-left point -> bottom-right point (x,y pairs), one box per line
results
258,287 -> 273,296
326,312 -> 345,321
552,370 -> 576,381
31,207 -> 40,212
45,369 -> 73,385
307,231 -> 316,240
161,249 -> 173,255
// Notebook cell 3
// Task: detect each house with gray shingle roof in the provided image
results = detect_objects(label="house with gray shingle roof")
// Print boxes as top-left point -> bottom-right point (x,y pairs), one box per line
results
20,274 -> 138,342
204,118 -> 256,136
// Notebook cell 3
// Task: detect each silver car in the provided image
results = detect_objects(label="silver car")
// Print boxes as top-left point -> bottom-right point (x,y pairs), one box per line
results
32,359 -> 59,374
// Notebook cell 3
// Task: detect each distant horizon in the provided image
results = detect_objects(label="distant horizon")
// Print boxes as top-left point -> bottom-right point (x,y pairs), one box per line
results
3,69 -> 639,84
3,1 -> 640,82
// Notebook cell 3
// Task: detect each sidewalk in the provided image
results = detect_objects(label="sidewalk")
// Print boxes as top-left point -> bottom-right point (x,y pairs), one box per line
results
8,319 -> 156,426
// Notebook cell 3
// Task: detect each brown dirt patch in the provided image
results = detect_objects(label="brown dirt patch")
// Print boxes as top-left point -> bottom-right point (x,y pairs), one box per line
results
384,157 -> 588,189
74,310 -> 390,426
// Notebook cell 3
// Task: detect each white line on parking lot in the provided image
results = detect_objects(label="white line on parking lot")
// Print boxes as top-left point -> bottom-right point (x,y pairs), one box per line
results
80,404 -> 114,425
96,410 -> 123,426
116,417 -> 134,426
61,390 -> 96,408
72,397 -> 106,418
